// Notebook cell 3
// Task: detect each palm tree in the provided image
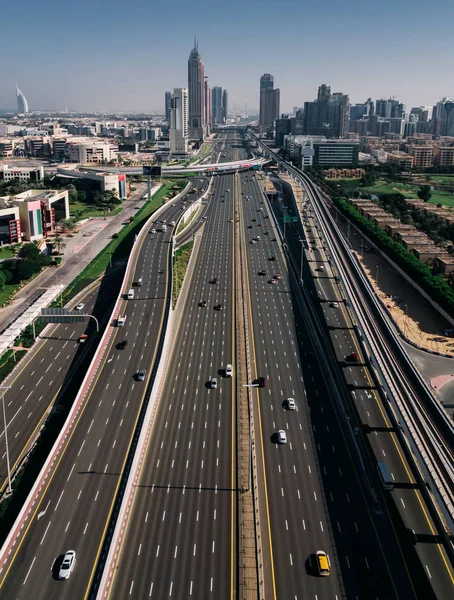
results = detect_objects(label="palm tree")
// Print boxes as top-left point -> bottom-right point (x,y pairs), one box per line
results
53,235 -> 66,255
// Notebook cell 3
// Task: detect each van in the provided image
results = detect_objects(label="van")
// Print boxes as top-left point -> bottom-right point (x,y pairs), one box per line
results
127,289 -> 135,300
117,315 -> 126,327
162,224 -> 167,232
136,278 -> 143,287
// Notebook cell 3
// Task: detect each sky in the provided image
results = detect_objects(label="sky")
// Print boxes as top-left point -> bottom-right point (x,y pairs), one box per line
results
1,0 -> 453,113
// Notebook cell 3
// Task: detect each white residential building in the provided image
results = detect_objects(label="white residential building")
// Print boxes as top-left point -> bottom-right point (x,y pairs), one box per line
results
170,88 -> 188,155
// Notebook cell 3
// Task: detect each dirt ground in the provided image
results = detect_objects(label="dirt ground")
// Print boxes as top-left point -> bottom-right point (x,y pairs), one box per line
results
332,208 -> 454,355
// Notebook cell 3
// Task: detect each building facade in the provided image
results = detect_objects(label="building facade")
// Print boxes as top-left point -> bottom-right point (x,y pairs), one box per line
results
1,164 -> 44,182
64,141 -> 118,164
170,88 -> 189,155
204,76 -> 211,135
187,40 -> 205,140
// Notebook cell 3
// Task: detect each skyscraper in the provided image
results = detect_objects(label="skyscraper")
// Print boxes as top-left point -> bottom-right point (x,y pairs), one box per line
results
211,87 -> 223,124
16,86 -> 29,114
165,91 -> 172,122
170,88 -> 188,155
204,76 -> 211,135
187,38 -> 205,141
432,98 -> 454,136
303,84 -> 346,138
222,89 -> 228,123
259,74 -> 276,132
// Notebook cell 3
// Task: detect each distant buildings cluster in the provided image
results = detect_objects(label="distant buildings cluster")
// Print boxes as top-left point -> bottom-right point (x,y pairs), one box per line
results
167,39 -> 229,156
256,79 -> 454,170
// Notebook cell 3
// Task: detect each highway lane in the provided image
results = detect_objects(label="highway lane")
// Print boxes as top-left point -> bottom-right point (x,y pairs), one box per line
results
0,180 -> 208,496
271,177 -> 452,598
239,170 -> 416,599
108,170 -> 237,598
0,278 -> 118,494
0,195 -> 189,599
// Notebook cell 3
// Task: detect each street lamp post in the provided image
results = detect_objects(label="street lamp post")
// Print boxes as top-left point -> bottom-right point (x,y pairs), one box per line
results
1,386 -> 12,494
298,238 -> 304,285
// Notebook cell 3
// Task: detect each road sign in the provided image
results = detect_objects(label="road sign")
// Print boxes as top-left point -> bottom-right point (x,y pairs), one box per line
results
40,307 -> 85,323
283,215 -> 298,223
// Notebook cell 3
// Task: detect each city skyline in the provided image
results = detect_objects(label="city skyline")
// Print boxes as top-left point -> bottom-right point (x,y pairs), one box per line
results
1,0 -> 453,113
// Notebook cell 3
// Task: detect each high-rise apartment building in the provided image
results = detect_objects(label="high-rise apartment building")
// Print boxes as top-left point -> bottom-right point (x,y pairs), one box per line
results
211,87 -> 223,125
204,76 -> 211,135
16,86 -> 29,114
165,91 -> 172,122
259,74 -> 279,133
188,39 -> 205,140
432,98 -> 454,136
303,84 -> 347,138
222,89 -> 228,123
170,88 -> 188,155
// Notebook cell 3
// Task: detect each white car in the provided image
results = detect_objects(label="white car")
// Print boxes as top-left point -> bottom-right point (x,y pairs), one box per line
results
225,364 -> 233,377
59,550 -> 76,580
330,302 -> 339,308
286,398 -> 296,410
151,228 -> 156,234
75,303 -> 84,311
277,430 -> 287,444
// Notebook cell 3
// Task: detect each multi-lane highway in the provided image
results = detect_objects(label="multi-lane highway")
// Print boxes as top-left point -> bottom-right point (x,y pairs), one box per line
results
108,169 -> 238,599
0,185 -> 203,599
267,169 -> 454,598
237,170 -> 420,599
1,131 -> 453,599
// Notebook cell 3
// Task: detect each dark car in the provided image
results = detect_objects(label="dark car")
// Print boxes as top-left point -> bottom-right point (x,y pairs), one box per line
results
199,300 -> 207,307
258,376 -> 266,388
348,352 -> 359,362
211,278 -> 218,284
117,340 -> 128,350
269,256 -> 276,261
258,270 -> 266,276
214,304 -> 223,311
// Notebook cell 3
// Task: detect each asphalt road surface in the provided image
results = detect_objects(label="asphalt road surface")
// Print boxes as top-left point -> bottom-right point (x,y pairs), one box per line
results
0,195 -> 189,599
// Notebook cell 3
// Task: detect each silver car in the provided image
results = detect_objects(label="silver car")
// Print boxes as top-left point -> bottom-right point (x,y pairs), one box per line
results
137,370 -> 146,381
277,430 -> 287,444
59,550 -> 76,580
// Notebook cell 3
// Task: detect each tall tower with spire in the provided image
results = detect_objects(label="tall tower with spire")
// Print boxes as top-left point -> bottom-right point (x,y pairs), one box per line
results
16,86 -> 29,114
187,38 -> 205,141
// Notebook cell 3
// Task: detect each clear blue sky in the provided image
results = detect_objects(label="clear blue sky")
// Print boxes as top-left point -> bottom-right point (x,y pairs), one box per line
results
1,0 -> 453,113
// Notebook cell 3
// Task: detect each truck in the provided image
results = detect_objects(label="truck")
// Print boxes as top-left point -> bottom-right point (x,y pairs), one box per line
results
117,315 -> 126,327
377,461 -> 394,490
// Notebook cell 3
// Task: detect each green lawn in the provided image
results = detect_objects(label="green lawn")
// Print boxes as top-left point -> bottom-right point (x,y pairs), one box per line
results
69,201 -> 124,219
347,179 -> 454,207
0,245 -> 20,260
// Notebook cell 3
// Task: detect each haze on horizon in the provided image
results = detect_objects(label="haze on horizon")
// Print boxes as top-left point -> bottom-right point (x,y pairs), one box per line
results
1,0 -> 453,113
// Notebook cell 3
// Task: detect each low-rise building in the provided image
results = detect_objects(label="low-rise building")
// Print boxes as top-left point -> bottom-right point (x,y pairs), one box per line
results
387,152 -> 414,170
0,139 -> 14,157
408,145 -> 433,168
385,223 -> 417,240
324,168 -> 365,179
411,245 -> 446,265
434,146 -> 454,167
64,140 -> 118,164
56,168 -> 128,199
433,255 -> 454,277
1,164 -> 44,182
0,189 -> 69,241
399,233 -> 433,249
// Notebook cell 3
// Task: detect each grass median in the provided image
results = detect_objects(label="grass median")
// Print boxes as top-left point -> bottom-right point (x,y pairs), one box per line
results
172,241 -> 193,309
